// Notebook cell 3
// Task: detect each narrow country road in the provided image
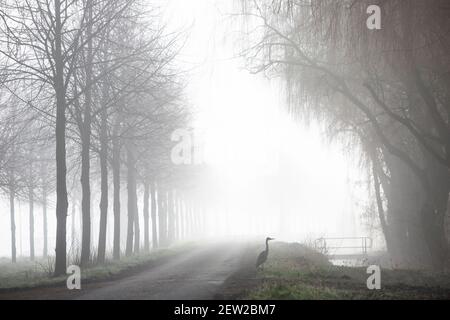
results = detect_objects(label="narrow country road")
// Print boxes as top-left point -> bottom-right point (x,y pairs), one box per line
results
0,242 -> 252,300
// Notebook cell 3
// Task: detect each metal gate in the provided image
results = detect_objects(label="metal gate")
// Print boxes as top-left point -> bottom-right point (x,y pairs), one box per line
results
314,237 -> 373,260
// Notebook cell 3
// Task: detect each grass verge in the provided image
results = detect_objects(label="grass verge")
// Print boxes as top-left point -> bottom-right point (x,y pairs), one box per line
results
0,242 -> 195,291
219,241 -> 450,300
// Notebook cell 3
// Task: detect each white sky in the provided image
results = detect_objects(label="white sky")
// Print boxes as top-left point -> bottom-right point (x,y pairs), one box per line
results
161,0 -> 370,241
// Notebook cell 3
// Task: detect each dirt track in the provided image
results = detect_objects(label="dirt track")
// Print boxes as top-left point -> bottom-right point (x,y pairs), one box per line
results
0,242 -> 252,300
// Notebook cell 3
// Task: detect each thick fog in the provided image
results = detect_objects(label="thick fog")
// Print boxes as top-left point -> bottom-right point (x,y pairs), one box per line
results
0,0 -> 375,259
1,0 -> 450,303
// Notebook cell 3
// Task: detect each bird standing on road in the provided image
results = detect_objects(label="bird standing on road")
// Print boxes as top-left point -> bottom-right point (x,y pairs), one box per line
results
256,237 -> 275,270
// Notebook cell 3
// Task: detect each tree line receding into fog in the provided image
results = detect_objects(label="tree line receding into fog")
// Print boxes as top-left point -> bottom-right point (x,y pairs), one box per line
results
0,0 -> 206,276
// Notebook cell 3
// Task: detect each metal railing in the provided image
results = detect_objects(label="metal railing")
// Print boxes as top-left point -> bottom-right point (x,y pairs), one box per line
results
314,237 -> 373,259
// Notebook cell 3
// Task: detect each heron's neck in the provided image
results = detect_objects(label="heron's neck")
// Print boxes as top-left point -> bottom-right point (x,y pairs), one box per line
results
265,239 -> 269,252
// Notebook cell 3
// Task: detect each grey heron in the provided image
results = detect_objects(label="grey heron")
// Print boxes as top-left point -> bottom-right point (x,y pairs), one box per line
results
256,237 -> 275,269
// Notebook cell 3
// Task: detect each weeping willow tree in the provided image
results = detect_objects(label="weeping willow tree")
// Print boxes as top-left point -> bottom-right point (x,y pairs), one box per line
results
238,0 -> 450,269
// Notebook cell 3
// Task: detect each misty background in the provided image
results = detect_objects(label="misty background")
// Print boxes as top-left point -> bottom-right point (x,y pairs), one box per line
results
0,0 -> 373,258
1,0 -> 449,281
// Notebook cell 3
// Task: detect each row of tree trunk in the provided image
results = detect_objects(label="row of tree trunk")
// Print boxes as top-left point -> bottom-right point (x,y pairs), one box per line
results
127,181 -> 205,255
7,171 -> 205,265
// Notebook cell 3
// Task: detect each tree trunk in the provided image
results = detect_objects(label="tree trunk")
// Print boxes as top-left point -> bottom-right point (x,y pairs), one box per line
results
421,159 -> 450,270
179,198 -> 184,241
167,190 -> 175,244
158,189 -> 167,247
42,185 -> 48,258
151,182 -> 158,249
29,186 -> 35,261
185,202 -> 191,238
188,203 -> 194,238
174,195 -> 179,241
176,197 -> 182,241
71,200 -> 76,250
80,129 -> 92,266
54,0 -> 68,276
143,182 -> 150,251
9,184 -> 16,263
125,145 -> 137,256
134,203 -> 140,253
97,93 -> 109,264
193,206 -> 199,237
371,163 -> 399,266
369,146 -> 394,258
201,207 -> 206,236
80,0 -> 93,266
112,119 -> 121,260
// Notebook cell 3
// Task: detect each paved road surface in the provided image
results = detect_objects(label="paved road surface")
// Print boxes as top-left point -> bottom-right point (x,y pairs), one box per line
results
0,242 -> 250,300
